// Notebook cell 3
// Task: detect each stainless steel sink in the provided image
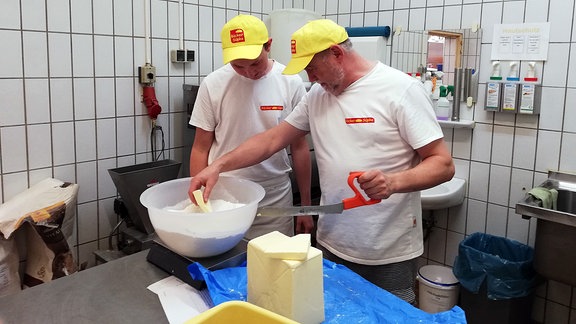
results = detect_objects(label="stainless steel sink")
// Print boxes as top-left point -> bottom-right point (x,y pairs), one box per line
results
516,170 -> 576,286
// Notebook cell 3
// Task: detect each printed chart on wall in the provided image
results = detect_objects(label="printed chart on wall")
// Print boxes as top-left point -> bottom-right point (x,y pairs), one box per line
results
491,23 -> 551,61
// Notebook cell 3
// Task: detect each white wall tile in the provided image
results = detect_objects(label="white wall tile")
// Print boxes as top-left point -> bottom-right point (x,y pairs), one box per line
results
133,0 -> 145,38
568,43 -> 576,88
507,208 -> 530,244
461,4 -> 481,29
198,7 -> 213,41
491,125 -> 514,166
513,127 -> 537,170
50,78 -> 74,122
428,227 -> 447,263
136,116 -> 151,154
22,32 -> 48,77
564,88 -> 576,133
393,9 -> 409,32
116,78 -> 135,117
408,8 -> 425,31
115,37 -> 135,77
29,168 -> 54,185
1,126 -> 27,173
452,128 -> 472,159
542,43 -> 570,87
470,123 -> 492,162
151,0 -> 168,39
560,133 -> 576,173
446,231 -> 464,266
549,0 -> 574,43
466,199 -> 486,234
52,122 -> 76,166
25,79 -> 51,124
480,2 -> 503,44
0,79 -> 25,127
502,1 -> 525,24
76,161 -> 97,203
535,130 -> 562,172
509,168 -> 534,208
96,119 -> 117,159
2,172 -> 29,202
442,5 -> 462,30
70,0 -> 93,33
94,36 -> 115,77
448,199 -> 467,233
114,0 -> 133,36
75,120 -> 97,162
485,203 -> 507,237
53,164 -> 76,185
151,38 -> 169,76
27,124 -> 52,170
78,202 -> 99,244
117,117 -> 135,156
469,161 -> 489,201
538,87 -> 565,131
93,0 -> 113,35
21,0 -> 46,31
0,30 -> 23,78
98,198 -> 117,240
133,39 -> 147,75
73,78 -> 96,120
97,158 -> 118,199
525,0 -> 548,24
184,4 -> 199,40
168,1 -> 180,41
95,78 -> 116,118
46,0 -> 70,32
72,35 -> 94,78
488,165 -> 511,206
48,33 -> 72,78
0,0 -> 20,29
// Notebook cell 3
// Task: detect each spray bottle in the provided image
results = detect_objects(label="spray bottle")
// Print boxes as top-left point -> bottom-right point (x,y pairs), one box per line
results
436,85 -> 454,120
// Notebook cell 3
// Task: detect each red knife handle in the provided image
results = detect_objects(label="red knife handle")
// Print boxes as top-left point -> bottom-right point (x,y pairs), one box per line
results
342,172 -> 381,210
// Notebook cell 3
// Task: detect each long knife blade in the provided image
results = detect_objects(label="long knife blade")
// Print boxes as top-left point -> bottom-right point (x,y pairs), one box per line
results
256,203 -> 344,217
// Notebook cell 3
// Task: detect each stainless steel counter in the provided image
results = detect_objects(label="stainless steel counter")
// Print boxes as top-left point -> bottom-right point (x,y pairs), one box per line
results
0,250 -> 170,324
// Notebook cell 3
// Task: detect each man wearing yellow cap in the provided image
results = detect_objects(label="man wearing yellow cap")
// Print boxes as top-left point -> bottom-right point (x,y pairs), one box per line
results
187,15 -> 313,238
190,19 -> 454,304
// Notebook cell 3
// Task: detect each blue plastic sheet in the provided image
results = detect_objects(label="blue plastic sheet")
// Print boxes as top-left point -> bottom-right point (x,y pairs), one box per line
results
189,259 -> 466,323
453,232 -> 538,300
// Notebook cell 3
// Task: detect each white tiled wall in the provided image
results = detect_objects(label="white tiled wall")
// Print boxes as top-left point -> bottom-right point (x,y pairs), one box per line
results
1,0 -> 576,322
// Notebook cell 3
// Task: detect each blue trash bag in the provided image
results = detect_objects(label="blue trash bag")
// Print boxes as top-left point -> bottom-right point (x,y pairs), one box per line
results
189,258 -> 466,324
453,232 -> 538,300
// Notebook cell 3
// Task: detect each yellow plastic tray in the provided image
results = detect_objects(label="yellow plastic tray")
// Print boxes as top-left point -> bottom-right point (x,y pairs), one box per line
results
185,301 -> 299,324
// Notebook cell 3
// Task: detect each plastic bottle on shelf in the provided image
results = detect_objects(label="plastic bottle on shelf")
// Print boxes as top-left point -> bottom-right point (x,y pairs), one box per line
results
436,85 -> 454,121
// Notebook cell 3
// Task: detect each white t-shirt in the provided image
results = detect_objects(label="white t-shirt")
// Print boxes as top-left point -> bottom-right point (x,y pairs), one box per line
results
285,62 -> 443,265
190,61 -> 306,184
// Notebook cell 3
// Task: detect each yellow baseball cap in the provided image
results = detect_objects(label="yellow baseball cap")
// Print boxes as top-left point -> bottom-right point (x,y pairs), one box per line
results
221,15 -> 269,65
282,19 -> 348,75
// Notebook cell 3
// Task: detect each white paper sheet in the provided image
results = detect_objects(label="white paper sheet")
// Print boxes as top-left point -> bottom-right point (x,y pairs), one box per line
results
148,276 -> 212,324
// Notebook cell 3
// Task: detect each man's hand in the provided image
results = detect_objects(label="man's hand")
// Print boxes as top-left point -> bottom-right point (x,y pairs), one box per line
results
357,169 -> 395,200
295,215 -> 314,234
188,165 -> 221,204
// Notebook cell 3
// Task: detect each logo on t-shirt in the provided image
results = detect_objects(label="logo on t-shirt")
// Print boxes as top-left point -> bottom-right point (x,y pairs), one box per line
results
230,29 -> 245,44
345,117 -> 375,124
260,106 -> 284,111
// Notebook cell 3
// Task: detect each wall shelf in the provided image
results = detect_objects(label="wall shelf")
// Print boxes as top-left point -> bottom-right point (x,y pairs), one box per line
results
438,119 -> 475,129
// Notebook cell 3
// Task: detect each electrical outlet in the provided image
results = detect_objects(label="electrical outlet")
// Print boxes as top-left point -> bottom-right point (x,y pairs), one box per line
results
171,50 -> 186,63
139,64 -> 156,84
170,49 -> 195,63
186,50 -> 195,62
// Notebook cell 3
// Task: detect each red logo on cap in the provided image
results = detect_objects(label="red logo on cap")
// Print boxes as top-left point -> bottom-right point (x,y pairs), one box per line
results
291,39 -> 297,54
230,28 -> 245,44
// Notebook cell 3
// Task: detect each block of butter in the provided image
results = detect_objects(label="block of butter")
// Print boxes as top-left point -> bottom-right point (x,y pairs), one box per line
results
247,231 -> 324,324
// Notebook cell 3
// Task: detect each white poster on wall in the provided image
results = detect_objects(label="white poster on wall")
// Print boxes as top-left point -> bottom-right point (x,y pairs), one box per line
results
491,23 -> 550,61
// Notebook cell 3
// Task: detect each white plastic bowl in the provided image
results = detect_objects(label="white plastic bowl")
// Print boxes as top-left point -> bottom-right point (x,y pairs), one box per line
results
140,176 -> 265,257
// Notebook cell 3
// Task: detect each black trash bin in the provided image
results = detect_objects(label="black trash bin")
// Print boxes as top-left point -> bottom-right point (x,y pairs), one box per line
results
453,232 -> 539,324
